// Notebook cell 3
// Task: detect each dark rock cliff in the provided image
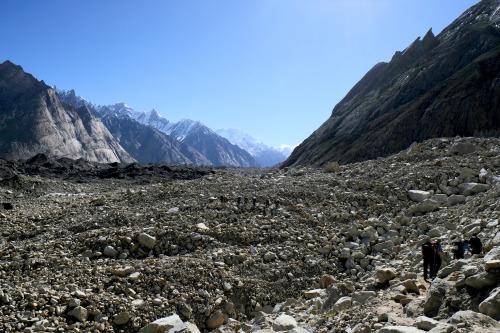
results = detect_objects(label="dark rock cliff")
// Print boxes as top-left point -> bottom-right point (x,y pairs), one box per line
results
283,0 -> 500,167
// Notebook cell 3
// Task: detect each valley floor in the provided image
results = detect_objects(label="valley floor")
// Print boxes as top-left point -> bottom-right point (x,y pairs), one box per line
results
1,137 -> 500,332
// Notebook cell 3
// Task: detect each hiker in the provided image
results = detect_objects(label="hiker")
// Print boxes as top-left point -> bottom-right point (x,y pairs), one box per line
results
421,239 -> 435,282
463,240 -> 470,257
469,234 -> 482,255
453,239 -> 466,260
432,239 -> 443,278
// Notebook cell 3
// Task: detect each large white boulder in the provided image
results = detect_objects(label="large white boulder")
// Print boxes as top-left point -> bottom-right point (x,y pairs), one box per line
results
333,296 -> 352,312
484,247 -> 500,261
423,279 -> 453,317
449,310 -> 500,331
139,314 -> 200,333
448,194 -> 466,205
138,232 -> 157,250
371,240 -> 394,253
414,316 -> 440,331
479,287 -> 500,320
352,291 -> 377,304
458,183 -> 490,196
465,272 -> 498,289
377,326 -> 426,333
408,190 -> 432,203
438,259 -> 468,278
272,314 -> 298,331
408,199 -> 440,215
67,306 -> 88,322
486,175 -> 500,185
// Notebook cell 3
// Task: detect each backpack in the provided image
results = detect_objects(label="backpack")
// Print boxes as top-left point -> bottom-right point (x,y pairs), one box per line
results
454,241 -> 464,258
469,236 -> 482,250
422,242 -> 434,258
432,241 -> 442,254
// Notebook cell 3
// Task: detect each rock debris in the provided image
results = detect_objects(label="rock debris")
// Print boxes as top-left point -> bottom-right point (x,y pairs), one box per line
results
0,137 -> 500,332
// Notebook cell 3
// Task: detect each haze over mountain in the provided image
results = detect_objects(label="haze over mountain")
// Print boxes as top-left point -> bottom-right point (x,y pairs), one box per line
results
216,128 -> 288,167
0,61 -> 134,163
283,0 -> 500,167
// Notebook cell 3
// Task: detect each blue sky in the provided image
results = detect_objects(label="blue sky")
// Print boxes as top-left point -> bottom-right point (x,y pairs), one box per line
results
1,0 -> 479,149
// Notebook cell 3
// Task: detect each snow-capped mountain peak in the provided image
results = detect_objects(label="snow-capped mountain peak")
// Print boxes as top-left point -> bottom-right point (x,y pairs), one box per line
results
100,102 -> 136,118
132,108 -> 172,132
216,128 -> 288,167
56,89 -> 96,110
277,144 -> 295,157
168,119 -> 213,141
215,128 -> 267,155
56,89 -> 275,167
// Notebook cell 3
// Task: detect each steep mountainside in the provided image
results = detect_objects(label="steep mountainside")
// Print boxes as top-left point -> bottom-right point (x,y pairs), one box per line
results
59,90 -> 262,167
0,61 -> 134,163
92,101 -> 262,167
101,116 -> 211,165
59,91 -> 214,165
216,128 -> 287,167
168,120 -> 261,167
133,108 -> 172,133
283,0 -> 500,167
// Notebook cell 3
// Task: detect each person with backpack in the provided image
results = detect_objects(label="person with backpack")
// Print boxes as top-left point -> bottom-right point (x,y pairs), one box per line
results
421,239 -> 435,282
432,239 -> 443,278
453,239 -> 465,260
463,240 -> 470,256
469,234 -> 482,255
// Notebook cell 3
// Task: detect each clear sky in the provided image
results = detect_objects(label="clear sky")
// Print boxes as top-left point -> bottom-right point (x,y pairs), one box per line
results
1,0 -> 479,149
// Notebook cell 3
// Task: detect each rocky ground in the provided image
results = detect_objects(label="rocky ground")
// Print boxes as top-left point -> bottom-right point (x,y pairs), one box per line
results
0,137 -> 500,333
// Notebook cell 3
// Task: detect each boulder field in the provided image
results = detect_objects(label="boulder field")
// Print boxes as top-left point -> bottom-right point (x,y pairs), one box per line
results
0,136 -> 499,332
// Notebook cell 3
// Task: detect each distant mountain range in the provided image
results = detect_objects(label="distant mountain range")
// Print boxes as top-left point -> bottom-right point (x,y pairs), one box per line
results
0,63 -> 288,167
57,89 -> 287,167
215,128 -> 288,167
14,0 -> 496,169
283,0 -> 500,167
5,1 -> 498,169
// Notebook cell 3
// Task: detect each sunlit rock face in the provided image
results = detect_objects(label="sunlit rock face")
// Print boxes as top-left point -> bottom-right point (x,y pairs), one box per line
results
0,61 -> 134,163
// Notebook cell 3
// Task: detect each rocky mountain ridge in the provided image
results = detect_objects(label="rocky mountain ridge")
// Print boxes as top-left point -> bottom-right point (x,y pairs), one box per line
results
56,90 -> 208,165
284,0 -> 500,167
0,61 -> 135,164
0,136 -> 499,332
165,120 -> 260,168
58,89 -> 262,167
101,116 -> 212,165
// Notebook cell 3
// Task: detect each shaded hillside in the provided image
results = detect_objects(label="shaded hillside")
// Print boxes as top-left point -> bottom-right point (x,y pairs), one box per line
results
0,61 -> 134,163
284,0 -> 500,167
168,120 -> 261,167
101,116 -> 212,165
